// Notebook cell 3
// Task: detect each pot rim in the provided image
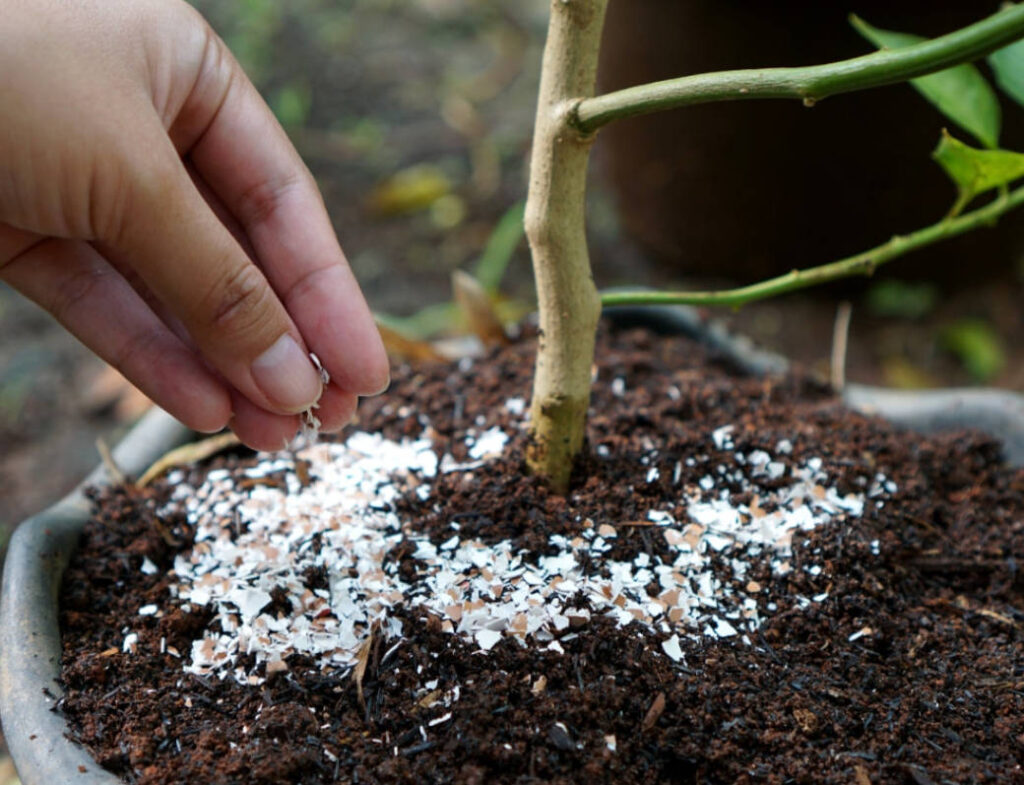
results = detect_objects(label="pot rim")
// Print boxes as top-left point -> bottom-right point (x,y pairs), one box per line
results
0,407 -> 191,785
1,308 -> 1021,784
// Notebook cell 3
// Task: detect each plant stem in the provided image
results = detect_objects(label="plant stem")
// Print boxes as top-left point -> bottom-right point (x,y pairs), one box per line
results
524,0 -> 608,494
574,4 -> 1024,133
601,184 -> 1024,310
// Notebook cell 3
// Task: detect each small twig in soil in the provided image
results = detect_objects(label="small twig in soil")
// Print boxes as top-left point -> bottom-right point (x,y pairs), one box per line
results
642,691 -> 666,731
145,512 -> 182,548
95,437 -> 127,485
911,557 -> 1023,589
401,741 -> 436,757
353,624 -> 377,712
830,301 -> 853,393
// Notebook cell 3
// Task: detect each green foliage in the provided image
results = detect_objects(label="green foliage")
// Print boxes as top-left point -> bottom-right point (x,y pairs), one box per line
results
940,318 -> 1007,381
988,38 -> 1024,108
218,0 -> 284,84
271,83 -> 312,128
337,117 -> 386,156
851,15 -> 1002,148
375,202 -> 528,340
472,201 -> 526,292
375,301 -> 456,340
367,164 -> 452,216
864,279 -> 938,319
932,131 -> 1024,213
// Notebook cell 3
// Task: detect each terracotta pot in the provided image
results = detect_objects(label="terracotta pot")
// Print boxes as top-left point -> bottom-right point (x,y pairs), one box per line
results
597,0 -> 1024,283
1,311 -> 1022,783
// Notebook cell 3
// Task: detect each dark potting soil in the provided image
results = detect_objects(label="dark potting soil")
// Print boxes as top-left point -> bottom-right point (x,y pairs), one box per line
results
59,326 -> 1024,785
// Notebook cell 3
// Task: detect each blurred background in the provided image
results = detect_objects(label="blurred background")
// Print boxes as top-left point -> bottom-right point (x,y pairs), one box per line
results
0,0 -> 1023,775
1,0 -> 1023,543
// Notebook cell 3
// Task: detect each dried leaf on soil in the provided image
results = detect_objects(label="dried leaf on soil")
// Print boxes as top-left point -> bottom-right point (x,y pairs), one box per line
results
137,432 -> 240,488
452,270 -> 509,347
376,323 -> 448,363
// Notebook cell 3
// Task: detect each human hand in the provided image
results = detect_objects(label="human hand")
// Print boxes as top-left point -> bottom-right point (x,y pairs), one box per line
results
0,0 -> 389,451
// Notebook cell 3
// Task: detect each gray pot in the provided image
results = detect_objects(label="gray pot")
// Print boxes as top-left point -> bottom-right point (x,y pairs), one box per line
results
1,308 -> 1021,785
0,408 -> 192,785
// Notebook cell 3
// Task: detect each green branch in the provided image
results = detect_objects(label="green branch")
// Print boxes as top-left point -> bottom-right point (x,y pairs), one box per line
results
600,184 -> 1024,310
573,4 -> 1024,133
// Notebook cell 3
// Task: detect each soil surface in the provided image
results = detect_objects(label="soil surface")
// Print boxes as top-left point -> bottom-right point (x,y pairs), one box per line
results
59,325 -> 1024,784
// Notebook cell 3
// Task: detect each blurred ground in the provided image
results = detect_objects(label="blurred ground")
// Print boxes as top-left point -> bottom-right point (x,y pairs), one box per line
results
2,0 -> 1023,556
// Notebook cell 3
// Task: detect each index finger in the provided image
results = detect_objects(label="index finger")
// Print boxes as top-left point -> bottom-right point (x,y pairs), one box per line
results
171,35 -> 389,397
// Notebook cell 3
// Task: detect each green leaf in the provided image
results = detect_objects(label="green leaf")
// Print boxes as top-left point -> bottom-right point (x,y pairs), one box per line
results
472,202 -> 526,292
271,83 -> 312,128
988,37 -> 1024,108
374,303 -> 458,340
932,131 -> 1024,211
366,164 -> 452,216
851,15 -> 1002,148
940,318 -> 1006,382
864,279 -> 938,319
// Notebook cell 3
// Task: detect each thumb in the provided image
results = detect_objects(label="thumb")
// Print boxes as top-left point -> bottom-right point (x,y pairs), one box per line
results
99,140 -> 324,416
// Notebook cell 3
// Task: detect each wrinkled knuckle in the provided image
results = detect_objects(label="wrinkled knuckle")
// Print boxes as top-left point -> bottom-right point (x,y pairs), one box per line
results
110,328 -> 162,379
89,161 -> 134,245
235,173 -> 301,228
203,263 -> 272,338
282,264 -> 331,309
100,153 -> 178,246
198,20 -> 232,85
48,266 -> 112,324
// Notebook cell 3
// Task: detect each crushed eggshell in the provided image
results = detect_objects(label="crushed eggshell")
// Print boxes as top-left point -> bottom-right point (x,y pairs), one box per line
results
154,421 -> 893,686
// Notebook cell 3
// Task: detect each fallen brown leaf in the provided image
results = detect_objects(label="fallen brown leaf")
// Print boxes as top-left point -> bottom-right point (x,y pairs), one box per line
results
137,432 -> 241,488
376,323 -> 447,363
95,437 -> 126,485
452,270 -> 508,347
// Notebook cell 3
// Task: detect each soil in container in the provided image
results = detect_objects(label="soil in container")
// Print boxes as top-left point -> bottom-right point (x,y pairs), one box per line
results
59,325 -> 1024,784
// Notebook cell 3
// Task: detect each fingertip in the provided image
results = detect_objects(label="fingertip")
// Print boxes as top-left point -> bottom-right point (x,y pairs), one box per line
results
361,330 -> 391,397
155,361 -> 232,433
185,405 -> 232,435
228,391 -> 300,452
318,317 -> 392,397
250,333 -> 324,413
313,384 -> 359,433
351,348 -> 391,398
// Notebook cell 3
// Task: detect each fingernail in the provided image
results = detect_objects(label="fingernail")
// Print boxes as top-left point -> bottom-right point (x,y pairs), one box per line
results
251,334 -> 323,413
367,371 -> 391,397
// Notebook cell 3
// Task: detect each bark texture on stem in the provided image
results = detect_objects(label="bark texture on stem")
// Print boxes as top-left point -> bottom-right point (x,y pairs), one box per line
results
525,0 -> 608,493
